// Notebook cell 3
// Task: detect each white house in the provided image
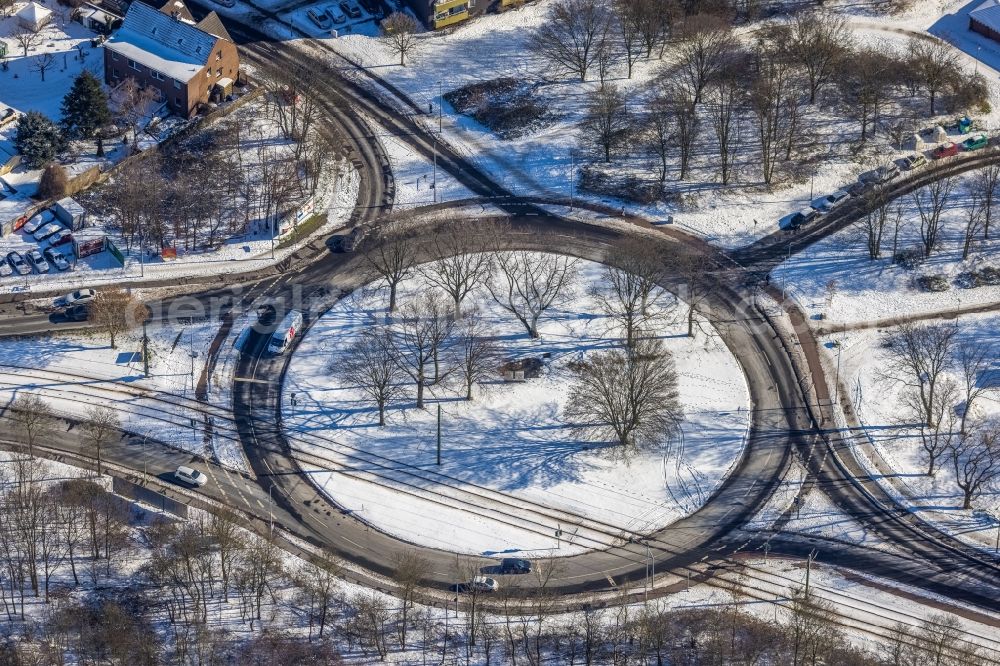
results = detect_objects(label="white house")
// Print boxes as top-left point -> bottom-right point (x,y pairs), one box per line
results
15,2 -> 53,32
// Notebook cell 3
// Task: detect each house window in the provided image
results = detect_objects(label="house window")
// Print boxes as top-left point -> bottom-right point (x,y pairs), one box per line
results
112,69 -> 120,78
216,51 -> 221,60
111,52 -> 119,61
216,68 -> 222,77
151,70 -> 164,81
175,97 -> 181,106
128,59 -> 141,72
173,79 -> 181,90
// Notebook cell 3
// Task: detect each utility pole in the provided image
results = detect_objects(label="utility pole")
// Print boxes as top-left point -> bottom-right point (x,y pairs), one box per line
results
436,404 -> 441,465
569,151 -> 575,211
432,138 -> 438,203
805,550 -> 817,597
142,320 -> 149,378
834,341 -> 842,407
437,80 -> 443,133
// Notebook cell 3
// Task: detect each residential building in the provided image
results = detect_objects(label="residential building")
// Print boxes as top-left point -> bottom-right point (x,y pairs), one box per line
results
406,0 -> 483,30
103,0 -> 239,118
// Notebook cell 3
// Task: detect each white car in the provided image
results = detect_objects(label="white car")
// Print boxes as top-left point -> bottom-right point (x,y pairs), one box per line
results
54,288 -> 96,308
22,209 -> 54,235
25,249 -> 49,273
471,576 -> 499,592
811,190 -> 850,213
44,248 -> 70,271
174,465 -> 208,487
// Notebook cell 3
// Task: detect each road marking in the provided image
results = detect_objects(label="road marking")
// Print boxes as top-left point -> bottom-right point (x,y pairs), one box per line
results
233,376 -> 273,384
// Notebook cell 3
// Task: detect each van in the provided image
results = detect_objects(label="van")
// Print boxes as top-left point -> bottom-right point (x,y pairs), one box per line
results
268,310 -> 304,355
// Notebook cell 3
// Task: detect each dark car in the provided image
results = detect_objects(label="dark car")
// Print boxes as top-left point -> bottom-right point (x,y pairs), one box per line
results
498,558 -> 531,574
339,0 -> 361,18
787,207 -> 817,230
49,229 -> 74,247
64,304 -> 90,322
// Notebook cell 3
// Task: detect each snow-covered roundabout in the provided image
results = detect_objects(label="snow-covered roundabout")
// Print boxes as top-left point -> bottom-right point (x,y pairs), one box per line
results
281,253 -> 751,556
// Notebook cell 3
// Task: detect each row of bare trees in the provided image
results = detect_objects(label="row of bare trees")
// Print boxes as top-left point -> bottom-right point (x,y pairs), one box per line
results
882,322 -> 1000,508
858,164 -> 1000,266
552,2 -> 988,191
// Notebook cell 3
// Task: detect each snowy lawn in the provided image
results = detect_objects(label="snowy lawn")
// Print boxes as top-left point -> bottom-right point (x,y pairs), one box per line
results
773,169 -> 1000,327
832,315 -> 1000,552
0,318 -> 249,470
282,255 -> 751,556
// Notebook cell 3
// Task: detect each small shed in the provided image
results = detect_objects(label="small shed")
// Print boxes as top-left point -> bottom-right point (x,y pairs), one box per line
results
53,197 -> 87,230
0,140 -> 19,177
75,3 -> 122,33
971,0 -> 1000,42
16,2 -> 53,31
932,125 -> 948,143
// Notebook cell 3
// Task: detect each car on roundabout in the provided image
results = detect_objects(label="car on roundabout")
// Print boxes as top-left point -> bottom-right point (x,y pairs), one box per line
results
450,576 -> 499,593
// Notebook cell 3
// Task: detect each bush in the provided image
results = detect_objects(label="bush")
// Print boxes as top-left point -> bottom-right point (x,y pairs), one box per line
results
578,165 -> 662,205
444,78 -> 552,140
916,274 -> 950,292
894,247 -> 925,270
37,163 -> 69,199
956,266 -> 1000,288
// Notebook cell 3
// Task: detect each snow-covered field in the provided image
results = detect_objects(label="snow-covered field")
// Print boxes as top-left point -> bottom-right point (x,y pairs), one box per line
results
831,315 -> 1000,552
0,318 -> 248,470
282,255 -> 751,555
774,170 -> 1000,327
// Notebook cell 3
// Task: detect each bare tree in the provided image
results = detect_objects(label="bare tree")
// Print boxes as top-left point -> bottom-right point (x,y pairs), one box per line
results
957,341 -> 995,435
612,0 -> 644,78
362,228 -> 417,313
89,288 -> 146,349
912,177 -> 955,257
112,77 -> 160,148
337,327 -> 406,426
391,549 -> 428,648
910,38 -> 959,115
857,186 -> 893,260
962,187 -> 985,261
350,591 -> 392,660
390,293 -> 452,409
528,0 -> 611,82
748,46 -> 793,185
455,309 -> 501,400
591,240 -> 670,347
783,11 -> 850,104
380,12 -> 420,66
580,83 -> 630,162
82,406 -> 120,476
950,424 -> 1000,509
9,393 -> 56,460
564,337 -> 681,456
973,162 -> 1000,240
487,251 -> 579,339
675,14 -> 734,105
293,555 -> 341,641
837,46 -> 895,141
708,54 -> 745,185
30,52 -> 55,82
916,613 -> 976,665
627,0 -> 674,58
420,227 -> 493,316
207,510 -> 244,602
901,378 -> 958,477
882,323 -> 958,429
13,26 -> 41,58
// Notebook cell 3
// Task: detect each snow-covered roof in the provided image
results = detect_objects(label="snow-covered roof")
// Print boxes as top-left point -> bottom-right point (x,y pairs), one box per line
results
971,0 -> 1000,30
15,2 -> 52,23
105,1 -> 220,83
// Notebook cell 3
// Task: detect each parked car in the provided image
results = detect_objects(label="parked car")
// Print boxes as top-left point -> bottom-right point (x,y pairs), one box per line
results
810,190 -> 849,213
339,0 -> 361,18
54,288 -> 96,308
22,209 -> 54,235
25,249 -> 49,273
863,163 -> 899,184
33,222 -> 63,242
788,207 -> 817,229
174,466 -> 208,487
900,153 -> 927,170
963,133 -> 988,151
6,251 -> 30,276
44,247 -> 70,271
326,5 -> 347,22
470,576 -> 498,592
64,304 -> 90,322
0,261 -> 12,278
342,224 -> 368,252
846,180 -> 873,197
932,142 -> 960,159
498,558 -> 532,574
307,8 -> 332,28
49,229 -> 73,247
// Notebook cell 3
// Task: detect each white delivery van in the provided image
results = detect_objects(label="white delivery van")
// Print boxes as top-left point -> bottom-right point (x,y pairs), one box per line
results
268,310 -> 303,355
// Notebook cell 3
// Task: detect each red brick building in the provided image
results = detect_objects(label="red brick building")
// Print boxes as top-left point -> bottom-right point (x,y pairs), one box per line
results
103,0 -> 239,118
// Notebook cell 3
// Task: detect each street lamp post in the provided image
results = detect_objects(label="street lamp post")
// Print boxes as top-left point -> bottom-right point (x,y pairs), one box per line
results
432,138 -> 438,203
834,340 -> 842,408
437,80 -> 443,134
